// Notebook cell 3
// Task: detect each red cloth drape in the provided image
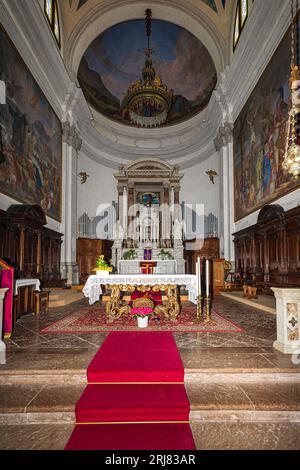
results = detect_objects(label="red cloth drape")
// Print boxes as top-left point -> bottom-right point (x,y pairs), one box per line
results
129,290 -> 163,306
0,259 -> 14,339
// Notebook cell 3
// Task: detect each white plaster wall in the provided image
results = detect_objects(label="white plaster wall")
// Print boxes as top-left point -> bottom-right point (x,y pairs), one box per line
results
77,151 -> 220,234
181,153 -> 220,219
77,152 -> 117,219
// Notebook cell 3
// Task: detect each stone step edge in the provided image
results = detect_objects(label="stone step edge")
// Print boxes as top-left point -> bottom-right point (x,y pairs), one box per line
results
1,410 -> 300,425
1,402 -> 300,415
0,371 -> 299,385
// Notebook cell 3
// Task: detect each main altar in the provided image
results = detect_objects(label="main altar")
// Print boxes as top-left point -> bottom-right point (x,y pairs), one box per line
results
83,273 -> 199,323
112,159 -> 186,275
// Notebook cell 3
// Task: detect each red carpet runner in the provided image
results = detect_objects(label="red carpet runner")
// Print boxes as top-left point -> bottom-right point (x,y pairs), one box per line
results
65,332 -> 196,450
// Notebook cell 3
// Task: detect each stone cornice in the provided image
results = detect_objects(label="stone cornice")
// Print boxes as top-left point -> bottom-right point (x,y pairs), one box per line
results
114,158 -> 184,183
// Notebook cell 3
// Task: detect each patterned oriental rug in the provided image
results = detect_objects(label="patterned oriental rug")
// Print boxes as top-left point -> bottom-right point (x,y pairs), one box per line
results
41,305 -> 244,334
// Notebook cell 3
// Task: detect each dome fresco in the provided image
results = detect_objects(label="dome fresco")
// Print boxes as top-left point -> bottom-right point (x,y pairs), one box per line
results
78,19 -> 217,127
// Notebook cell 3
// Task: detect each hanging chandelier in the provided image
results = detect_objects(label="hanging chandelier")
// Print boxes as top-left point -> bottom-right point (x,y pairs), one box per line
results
283,0 -> 300,177
122,9 -> 173,128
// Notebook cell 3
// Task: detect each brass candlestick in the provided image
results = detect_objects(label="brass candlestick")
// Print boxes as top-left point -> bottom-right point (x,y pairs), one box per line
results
205,295 -> 212,322
197,295 -> 203,321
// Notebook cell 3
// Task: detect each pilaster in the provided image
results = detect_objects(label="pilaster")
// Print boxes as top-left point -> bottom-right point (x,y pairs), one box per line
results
214,122 -> 235,264
60,122 -> 82,285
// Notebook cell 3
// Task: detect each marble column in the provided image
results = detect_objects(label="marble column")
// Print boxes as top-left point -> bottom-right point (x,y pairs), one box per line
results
127,186 -> 135,243
272,288 -> 300,354
214,122 -> 235,264
170,186 -> 175,227
123,186 -> 128,237
173,185 -> 181,221
60,122 -> 82,285
117,186 -> 124,232
0,288 -> 8,364
162,183 -> 171,246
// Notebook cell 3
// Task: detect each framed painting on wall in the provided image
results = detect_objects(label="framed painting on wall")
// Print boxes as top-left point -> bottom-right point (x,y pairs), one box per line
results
0,25 -> 62,221
233,19 -> 300,222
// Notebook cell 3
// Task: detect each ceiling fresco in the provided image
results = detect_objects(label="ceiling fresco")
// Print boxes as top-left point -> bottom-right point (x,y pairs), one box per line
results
77,19 -> 217,127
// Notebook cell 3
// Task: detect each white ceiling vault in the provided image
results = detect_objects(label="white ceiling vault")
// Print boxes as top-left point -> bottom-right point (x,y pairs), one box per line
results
5,0 -> 274,170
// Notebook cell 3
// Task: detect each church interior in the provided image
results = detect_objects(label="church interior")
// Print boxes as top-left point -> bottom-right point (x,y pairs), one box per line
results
0,0 -> 300,451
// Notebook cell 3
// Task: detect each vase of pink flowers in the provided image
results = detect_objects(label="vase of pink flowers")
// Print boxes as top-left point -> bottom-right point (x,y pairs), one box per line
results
131,307 -> 153,328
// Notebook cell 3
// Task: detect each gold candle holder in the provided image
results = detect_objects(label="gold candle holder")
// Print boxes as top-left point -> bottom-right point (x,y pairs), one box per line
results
204,295 -> 212,322
197,295 -> 203,321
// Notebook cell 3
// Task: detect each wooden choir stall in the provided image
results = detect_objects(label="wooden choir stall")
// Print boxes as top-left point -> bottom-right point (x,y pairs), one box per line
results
0,204 -> 65,335
234,204 -> 300,293
184,237 -> 231,292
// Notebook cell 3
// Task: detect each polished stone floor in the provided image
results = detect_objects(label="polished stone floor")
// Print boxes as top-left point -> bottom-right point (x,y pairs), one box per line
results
2,295 -> 299,372
0,294 -> 300,450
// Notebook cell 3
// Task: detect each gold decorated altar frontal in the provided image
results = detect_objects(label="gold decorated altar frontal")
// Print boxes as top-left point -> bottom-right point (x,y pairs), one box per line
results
83,274 -> 198,323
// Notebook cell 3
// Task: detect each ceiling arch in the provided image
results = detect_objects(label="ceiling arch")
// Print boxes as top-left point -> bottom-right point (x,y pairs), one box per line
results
77,18 -> 218,127
64,0 -> 227,84
54,0 -> 234,169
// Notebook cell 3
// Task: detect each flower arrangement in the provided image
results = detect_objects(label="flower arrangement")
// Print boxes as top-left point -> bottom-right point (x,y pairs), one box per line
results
123,249 -> 137,260
158,249 -> 173,260
130,307 -> 154,318
93,255 -> 113,272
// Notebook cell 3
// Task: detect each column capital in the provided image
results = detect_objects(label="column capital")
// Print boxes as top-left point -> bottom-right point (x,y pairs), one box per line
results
172,184 -> 181,192
214,122 -> 234,151
62,122 -> 82,152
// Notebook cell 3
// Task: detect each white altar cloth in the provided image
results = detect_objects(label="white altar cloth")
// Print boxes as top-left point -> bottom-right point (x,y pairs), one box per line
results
14,279 -> 41,296
83,274 -> 199,305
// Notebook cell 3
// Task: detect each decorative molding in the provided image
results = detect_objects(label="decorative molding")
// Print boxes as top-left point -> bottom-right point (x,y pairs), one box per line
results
62,121 -> 82,151
214,122 -> 234,151
114,158 -> 184,184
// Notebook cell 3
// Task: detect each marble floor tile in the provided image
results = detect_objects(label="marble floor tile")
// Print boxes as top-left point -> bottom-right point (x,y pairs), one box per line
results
27,384 -> 86,412
0,424 -> 74,450
190,422 -> 300,450
0,422 -> 299,450
186,382 -> 254,410
0,384 -> 44,413
0,348 -> 95,371
239,382 -> 300,410
181,349 -> 277,371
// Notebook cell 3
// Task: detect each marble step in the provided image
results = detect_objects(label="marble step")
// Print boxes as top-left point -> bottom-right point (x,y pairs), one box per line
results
1,369 -> 300,386
0,381 -> 299,425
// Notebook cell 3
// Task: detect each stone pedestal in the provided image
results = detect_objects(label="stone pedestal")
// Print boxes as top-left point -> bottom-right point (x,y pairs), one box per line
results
0,288 -> 8,365
272,288 -> 300,354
